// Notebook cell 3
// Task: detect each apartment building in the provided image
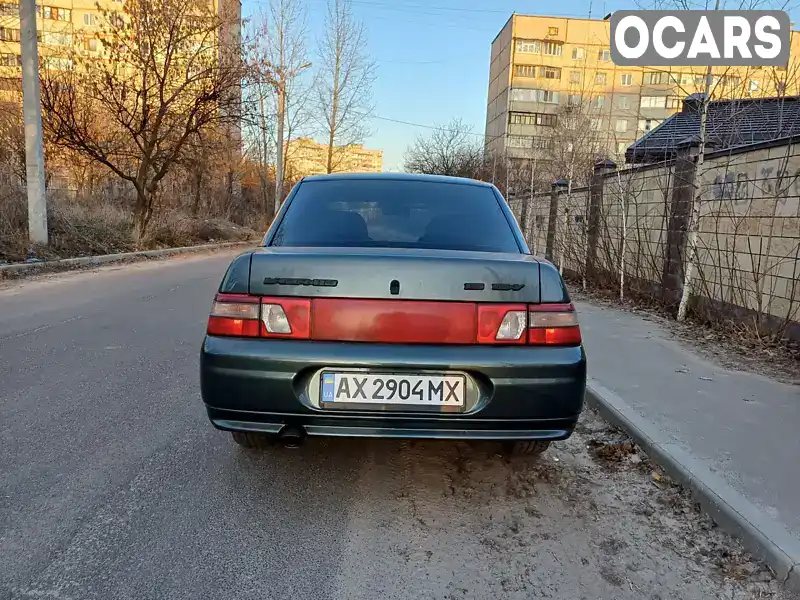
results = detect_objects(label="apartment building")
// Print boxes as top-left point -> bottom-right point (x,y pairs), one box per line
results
0,0 -> 242,186
486,13 -> 800,166
284,137 -> 383,179
0,0 -> 241,100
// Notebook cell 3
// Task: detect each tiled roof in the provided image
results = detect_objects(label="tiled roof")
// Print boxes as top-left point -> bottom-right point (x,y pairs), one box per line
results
625,95 -> 800,164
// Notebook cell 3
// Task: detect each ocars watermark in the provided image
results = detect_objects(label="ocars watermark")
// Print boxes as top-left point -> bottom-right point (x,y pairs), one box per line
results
610,10 -> 790,66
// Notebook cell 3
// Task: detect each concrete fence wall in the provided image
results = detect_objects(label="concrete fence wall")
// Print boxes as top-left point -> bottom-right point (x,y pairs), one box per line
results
508,137 -> 800,339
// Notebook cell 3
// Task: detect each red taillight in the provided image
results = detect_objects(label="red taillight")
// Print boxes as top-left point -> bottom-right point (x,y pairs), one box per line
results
206,294 -> 581,347
528,303 -> 582,346
477,304 -> 527,344
206,294 -> 310,339
477,302 -> 581,346
207,293 -> 261,338
260,297 -> 311,339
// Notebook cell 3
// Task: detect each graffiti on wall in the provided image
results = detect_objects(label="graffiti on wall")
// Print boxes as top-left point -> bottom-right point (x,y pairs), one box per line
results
711,165 -> 800,204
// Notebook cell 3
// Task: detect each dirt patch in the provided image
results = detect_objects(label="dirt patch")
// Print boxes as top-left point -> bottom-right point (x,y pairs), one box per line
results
578,410 -> 792,595
323,408 -> 797,600
569,286 -> 800,385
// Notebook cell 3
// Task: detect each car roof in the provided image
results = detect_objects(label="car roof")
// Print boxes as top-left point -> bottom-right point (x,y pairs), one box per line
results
299,172 -> 493,187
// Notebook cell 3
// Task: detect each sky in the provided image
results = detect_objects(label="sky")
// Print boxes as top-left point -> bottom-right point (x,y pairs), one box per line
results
241,0 -> 797,172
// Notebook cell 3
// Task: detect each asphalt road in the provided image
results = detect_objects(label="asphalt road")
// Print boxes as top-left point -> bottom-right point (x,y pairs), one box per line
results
0,250 -> 793,600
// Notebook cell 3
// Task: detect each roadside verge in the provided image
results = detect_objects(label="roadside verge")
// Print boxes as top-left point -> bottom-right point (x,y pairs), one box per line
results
586,380 -> 800,591
0,240 -> 260,280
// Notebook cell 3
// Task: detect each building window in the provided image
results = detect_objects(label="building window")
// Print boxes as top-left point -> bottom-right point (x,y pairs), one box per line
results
615,119 -> 628,133
41,6 -> 71,21
507,135 -> 533,148
666,96 -> 682,109
567,94 -> 581,107
572,47 -> 585,60
0,28 -> 20,42
537,113 -> 557,126
83,13 -> 99,26
618,95 -> 630,110
534,137 -> 553,149
620,73 -> 632,86
669,72 -> 702,88
644,71 -> 671,85
595,72 -> 607,85
511,88 -> 559,103
640,95 -> 666,108
570,70 -> 581,84
591,118 -> 602,130
43,56 -> 73,70
541,90 -> 559,103
542,41 -> 562,56
516,39 -> 540,53
515,39 -> 562,55
84,37 -> 99,52
0,52 -> 20,67
724,75 -> 741,88
509,112 -> 557,127
514,64 -> 538,78
0,3 -> 19,16
749,79 -> 759,92
597,49 -> 610,61
540,66 -> 561,79
0,77 -> 19,91
594,95 -> 605,108
638,118 -> 661,132
561,114 -> 581,130
617,142 -> 628,154
548,26 -> 559,35
42,31 -> 72,46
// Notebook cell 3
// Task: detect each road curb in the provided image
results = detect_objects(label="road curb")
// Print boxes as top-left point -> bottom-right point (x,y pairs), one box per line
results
585,379 -> 800,591
0,240 -> 259,279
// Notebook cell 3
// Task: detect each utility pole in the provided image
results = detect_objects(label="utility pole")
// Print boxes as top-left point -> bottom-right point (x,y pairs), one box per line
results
258,91 -> 270,214
19,0 -> 48,245
274,82 -> 286,213
268,61 -> 311,215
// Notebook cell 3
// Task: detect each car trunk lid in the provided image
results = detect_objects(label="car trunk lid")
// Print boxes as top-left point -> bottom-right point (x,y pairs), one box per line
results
248,247 -> 541,303
246,247 -> 542,345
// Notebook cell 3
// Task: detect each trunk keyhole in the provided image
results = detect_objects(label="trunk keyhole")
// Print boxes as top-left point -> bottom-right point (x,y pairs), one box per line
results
390,280 -> 400,295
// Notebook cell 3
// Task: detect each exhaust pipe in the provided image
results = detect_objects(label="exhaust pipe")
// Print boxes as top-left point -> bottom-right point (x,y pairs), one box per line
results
279,425 -> 306,448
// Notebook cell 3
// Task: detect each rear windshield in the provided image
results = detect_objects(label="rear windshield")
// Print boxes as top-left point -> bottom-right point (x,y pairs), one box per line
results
270,179 -> 521,253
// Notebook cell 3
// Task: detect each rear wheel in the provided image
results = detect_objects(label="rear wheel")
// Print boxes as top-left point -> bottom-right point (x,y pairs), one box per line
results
504,440 -> 551,457
231,431 -> 275,450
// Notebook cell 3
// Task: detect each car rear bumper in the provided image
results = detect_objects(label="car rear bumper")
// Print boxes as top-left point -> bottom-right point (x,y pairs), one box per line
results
200,336 -> 587,441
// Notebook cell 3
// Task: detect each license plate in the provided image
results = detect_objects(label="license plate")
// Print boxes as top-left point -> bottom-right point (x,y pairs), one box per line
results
320,372 -> 466,407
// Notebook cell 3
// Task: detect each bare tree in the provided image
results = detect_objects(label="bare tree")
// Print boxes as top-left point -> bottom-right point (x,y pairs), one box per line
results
542,100 -> 605,276
315,0 -> 376,174
249,0 -> 312,210
402,118 -> 484,178
39,0 -> 244,242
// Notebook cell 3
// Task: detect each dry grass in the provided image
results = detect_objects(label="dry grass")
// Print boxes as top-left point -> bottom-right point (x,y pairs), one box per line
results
0,190 -> 258,264
142,213 -> 254,249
